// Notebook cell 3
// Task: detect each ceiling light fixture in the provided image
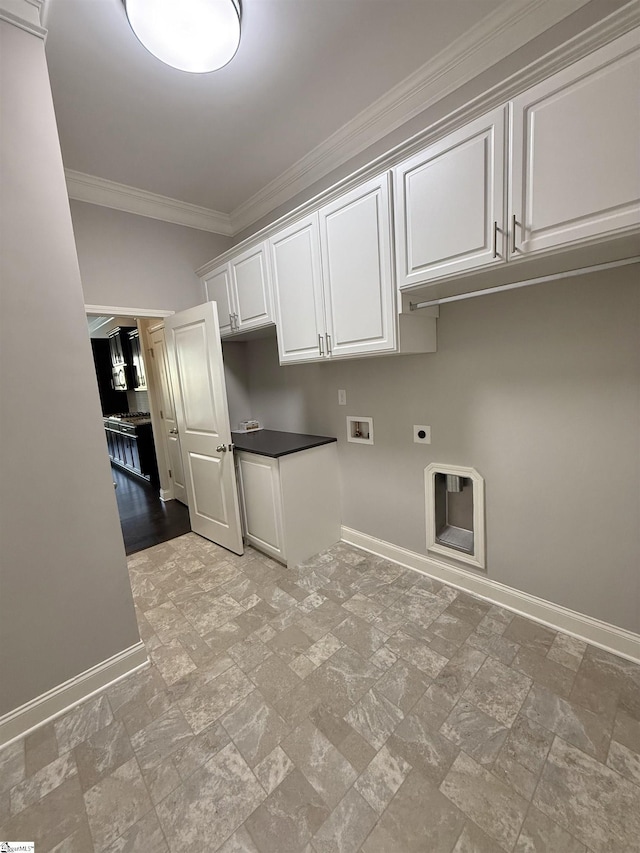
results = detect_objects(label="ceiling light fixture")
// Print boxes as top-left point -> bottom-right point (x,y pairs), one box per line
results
123,0 -> 241,74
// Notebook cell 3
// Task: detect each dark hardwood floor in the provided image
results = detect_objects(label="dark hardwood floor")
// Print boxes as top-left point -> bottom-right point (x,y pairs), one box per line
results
112,465 -> 191,555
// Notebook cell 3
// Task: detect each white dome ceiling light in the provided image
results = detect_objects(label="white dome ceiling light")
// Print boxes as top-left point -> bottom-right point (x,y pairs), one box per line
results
123,0 -> 242,74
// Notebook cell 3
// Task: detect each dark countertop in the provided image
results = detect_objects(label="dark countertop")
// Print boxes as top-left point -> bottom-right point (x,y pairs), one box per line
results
232,429 -> 337,458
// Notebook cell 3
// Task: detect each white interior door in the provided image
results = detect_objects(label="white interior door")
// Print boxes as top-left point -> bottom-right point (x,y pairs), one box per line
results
165,302 -> 243,554
149,326 -> 187,504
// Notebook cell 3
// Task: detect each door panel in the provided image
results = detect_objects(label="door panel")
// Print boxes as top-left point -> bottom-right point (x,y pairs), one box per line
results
150,327 -> 187,504
320,174 -> 395,358
270,214 -> 325,363
237,453 -> 284,557
510,31 -> 640,255
230,242 -> 273,330
188,453 -> 227,523
204,265 -> 233,335
165,303 -> 243,554
394,107 -> 506,285
174,324 -> 218,434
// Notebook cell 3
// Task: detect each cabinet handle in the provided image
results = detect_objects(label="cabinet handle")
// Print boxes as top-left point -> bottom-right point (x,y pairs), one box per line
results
493,221 -> 499,258
318,334 -> 324,356
326,334 -> 332,355
511,213 -> 518,254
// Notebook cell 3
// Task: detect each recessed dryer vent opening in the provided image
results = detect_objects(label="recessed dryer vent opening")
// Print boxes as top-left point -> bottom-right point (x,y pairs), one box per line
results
425,464 -> 485,570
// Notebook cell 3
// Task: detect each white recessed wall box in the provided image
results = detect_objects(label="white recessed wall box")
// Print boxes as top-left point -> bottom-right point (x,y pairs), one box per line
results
425,463 -> 485,570
347,416 -> 374,444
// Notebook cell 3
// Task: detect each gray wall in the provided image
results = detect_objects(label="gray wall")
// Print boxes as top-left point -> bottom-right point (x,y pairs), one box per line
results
222,341 -> 253,432
0,21 -> 140,715
71,201 -> 231,312
244,266 -> 639,633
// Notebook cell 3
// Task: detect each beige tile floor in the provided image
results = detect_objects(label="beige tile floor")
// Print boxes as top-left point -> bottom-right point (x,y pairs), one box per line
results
1,533 -> 640,852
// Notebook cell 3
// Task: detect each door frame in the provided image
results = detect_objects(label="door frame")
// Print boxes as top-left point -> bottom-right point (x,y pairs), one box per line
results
85,303 -> 176,503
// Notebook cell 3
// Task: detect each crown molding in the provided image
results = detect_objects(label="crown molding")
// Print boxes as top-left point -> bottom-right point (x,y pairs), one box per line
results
0,0 -> 46,37
229,0 -> 594,234
65,170 -> 234,236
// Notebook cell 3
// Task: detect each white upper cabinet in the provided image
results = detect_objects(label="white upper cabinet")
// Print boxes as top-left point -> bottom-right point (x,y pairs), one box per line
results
203,241 -> 274,337
269,214 -> 326,363
510,30 -> 640,257
230,242 -> 273,331
394,107 -> 507,287
202,265 -> 233,335
204,29 -> 640,324
270,174 -> 413,364
320,174 -> 396,358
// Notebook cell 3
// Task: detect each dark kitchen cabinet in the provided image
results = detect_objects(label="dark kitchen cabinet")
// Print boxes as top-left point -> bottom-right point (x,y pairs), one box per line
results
107,326 -> 136,391
127,329 -> 147,391
104,419 -> 159,486
91,338 -> 128,415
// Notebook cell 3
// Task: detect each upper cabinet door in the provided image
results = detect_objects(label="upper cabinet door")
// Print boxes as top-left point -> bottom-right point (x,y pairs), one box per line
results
269,214 -> 326,363
319,174 -> 396,358
510,30 -> 640,257
394,107 -> 507,288
203,264 -> 233,336
230,242 -> 273,332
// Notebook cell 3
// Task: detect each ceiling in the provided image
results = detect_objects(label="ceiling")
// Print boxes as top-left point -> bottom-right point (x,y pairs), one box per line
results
43,0 -> 591,232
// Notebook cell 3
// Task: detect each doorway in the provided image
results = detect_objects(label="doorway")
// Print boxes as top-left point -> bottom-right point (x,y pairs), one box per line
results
112,466 -> 189,554
86,305 -> 191,554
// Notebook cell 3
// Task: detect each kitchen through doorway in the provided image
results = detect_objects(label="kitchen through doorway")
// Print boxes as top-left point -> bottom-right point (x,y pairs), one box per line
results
86,306 -> 191,554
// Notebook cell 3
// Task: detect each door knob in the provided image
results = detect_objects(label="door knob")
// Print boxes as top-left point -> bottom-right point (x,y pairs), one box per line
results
216,444 -> 227,452
169,428 -> 178,435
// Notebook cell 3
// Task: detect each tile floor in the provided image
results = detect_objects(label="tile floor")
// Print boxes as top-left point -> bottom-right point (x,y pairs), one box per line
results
1,533 -> 639,852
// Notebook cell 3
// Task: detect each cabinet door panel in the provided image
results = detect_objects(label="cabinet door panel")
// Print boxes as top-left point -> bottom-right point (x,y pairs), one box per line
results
237,453 -> 285,561
230,242 -> 273,331
394,107 -> 506,286
510,31 -> 640,255
320,174 -> 395,358
270,214 -> 325,363
204,265 -> 233,335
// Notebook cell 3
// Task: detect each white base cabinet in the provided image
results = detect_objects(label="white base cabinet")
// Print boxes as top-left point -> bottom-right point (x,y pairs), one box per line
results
236,443 -> 341,566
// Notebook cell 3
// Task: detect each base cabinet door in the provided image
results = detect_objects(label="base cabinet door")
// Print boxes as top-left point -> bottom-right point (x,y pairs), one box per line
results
510,29 -> 640,257
236,444 -> 341,567
394,107 -> 506,286
237,453 -> 285,562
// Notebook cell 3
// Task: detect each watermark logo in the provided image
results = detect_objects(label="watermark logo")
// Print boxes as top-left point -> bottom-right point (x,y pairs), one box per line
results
0,844 -> 35,852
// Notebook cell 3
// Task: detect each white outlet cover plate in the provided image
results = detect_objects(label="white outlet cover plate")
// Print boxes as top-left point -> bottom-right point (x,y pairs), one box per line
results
414,425 -> 431,443
338,390 -> 347,405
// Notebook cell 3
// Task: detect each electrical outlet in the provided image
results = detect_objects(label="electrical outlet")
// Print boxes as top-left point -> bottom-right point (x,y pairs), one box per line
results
338,389 -> 347,405
414,425 -> 431,444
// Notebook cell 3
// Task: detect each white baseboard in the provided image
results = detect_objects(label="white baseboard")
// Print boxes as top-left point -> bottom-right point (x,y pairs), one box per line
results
159,488 -> 174,502
341,527 -> 640,665
0,642 -> 148,749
